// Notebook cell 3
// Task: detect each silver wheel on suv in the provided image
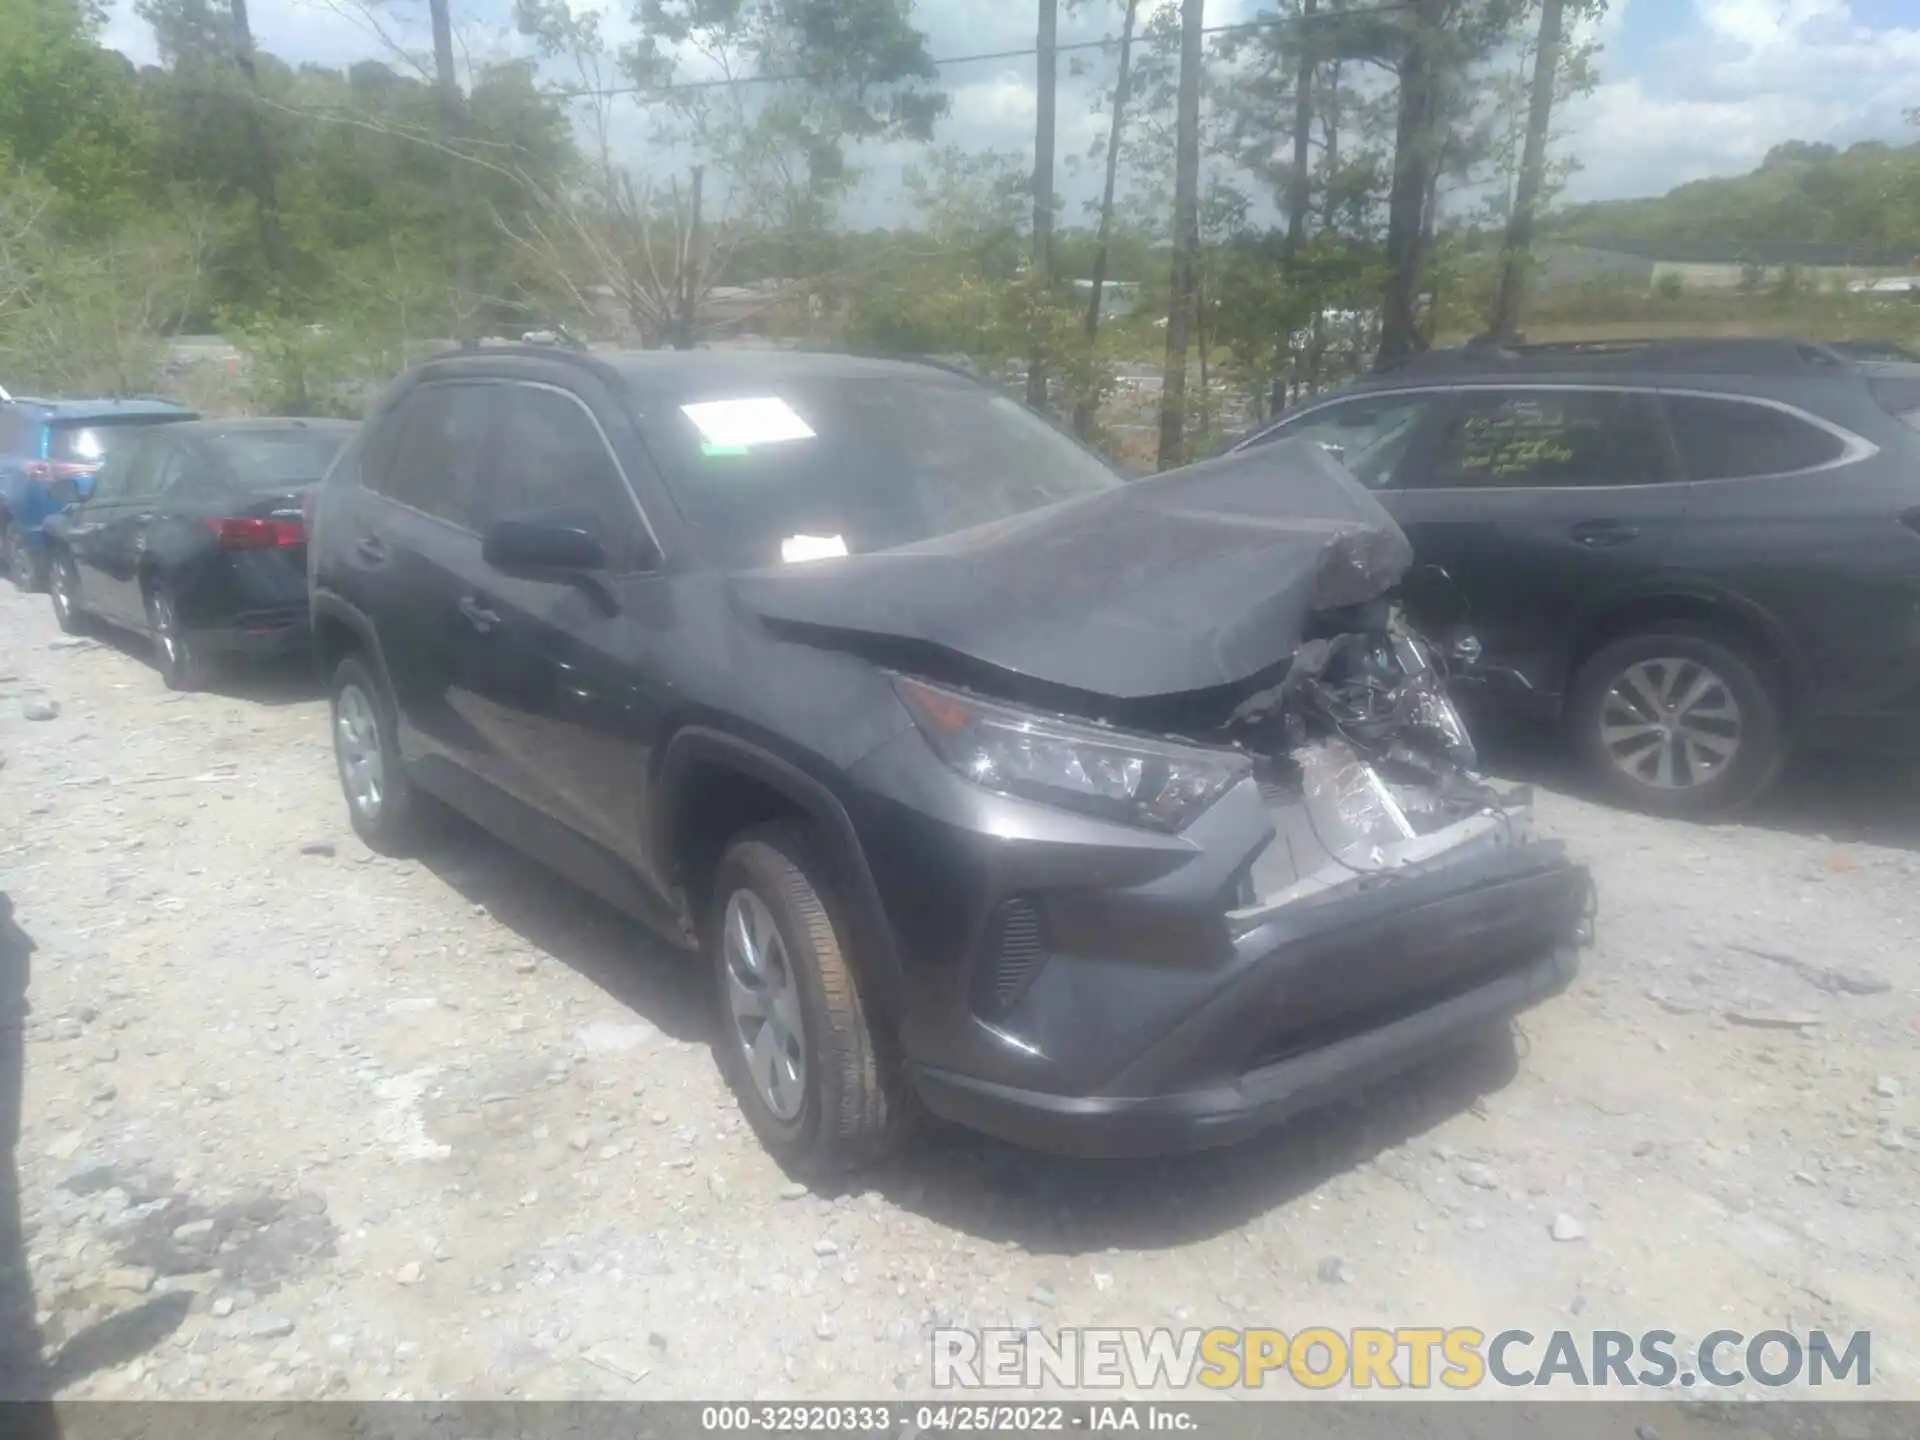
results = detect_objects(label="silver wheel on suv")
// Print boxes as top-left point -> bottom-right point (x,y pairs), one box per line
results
334,680 -> 385,820
720,887 -> 808,1121
1598,656 -> 1743,790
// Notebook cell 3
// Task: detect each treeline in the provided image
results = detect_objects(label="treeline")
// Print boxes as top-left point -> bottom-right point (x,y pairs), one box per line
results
1553,138 -> 1920,255
5,0 -> 1915,463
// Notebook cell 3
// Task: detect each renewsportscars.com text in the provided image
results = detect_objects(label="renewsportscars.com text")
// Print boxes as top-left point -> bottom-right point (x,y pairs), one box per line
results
931,1327 -> 1872,1392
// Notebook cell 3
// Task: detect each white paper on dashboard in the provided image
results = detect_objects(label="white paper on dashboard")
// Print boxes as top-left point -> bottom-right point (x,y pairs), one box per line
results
681,396 -> 816,448
780,533 -> 849,563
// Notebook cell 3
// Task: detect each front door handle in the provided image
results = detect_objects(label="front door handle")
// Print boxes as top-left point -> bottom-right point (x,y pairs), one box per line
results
457,596 -> 500,633
355,534 -> 388,563
1569,519 -> 1642,548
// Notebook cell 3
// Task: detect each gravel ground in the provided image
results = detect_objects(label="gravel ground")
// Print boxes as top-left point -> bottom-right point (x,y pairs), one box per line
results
2,581 -> 1919,1404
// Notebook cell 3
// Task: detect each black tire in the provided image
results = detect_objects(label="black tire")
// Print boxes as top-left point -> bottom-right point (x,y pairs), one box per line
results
4,522 -> 46,594
47,550 -> 88,635
1566,622 -> 1786,816
706,823 -> 913,1177
145,584 -> 210,691
328,653 -> 424,855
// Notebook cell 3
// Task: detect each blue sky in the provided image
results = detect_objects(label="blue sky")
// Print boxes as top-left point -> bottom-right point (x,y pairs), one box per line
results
100,0 -> 1920,223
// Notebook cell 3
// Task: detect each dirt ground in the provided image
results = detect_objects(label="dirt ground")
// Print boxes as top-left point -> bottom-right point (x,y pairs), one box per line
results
2,580 -> 1919,1405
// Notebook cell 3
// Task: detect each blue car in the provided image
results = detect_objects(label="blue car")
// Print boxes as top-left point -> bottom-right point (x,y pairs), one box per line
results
0,396 -> 198,591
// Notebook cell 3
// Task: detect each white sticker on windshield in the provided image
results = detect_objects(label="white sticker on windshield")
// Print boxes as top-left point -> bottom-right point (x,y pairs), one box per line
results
780,533 -> 848,564
681,397 -> 816,451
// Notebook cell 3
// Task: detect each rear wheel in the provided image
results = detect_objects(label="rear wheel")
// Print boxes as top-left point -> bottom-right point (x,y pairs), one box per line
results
3,522 -> 45,594
48,551 -> 88,635
146,584 -> 210,691
329,653 -> 423,854
1567,623 -> 1785,816
707,823 -> 912,1177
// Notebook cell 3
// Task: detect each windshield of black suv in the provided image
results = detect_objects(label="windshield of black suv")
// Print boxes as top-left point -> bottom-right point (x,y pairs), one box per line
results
637,373 -> 1123,569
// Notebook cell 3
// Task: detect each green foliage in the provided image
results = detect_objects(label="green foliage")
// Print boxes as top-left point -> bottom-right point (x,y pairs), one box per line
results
1553,138 -> 1920,255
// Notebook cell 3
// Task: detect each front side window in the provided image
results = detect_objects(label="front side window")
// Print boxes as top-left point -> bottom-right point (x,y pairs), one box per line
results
480,386 -> 645,567
369,384 -> 496,528
1252,393 -> 1438,489
637,374 -> 1122,569
1426,389 -> 1670,489
1663,394 -> 1850,479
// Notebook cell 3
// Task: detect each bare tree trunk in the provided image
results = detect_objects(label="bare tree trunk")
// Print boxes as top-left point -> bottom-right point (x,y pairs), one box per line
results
1320,61 -> 1342,232
428,0 -> 475,339
1156,0 -> 1204,470
1072,0 -> 1139,439
1489,0 -> 1566,340
1028,0 -> 1059,410
1282,0 -> 1317,263
1378,0 -> 1443,365
673,166 -> 704,350
227,0 -> 287,291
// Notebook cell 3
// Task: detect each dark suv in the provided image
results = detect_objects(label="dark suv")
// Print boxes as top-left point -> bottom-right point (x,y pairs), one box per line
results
309,346 -> 1591,1172
1231,340 -> 1920,815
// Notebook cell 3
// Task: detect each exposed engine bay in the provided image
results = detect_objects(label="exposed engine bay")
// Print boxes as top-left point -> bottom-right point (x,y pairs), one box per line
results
1215,598 -> 1534,930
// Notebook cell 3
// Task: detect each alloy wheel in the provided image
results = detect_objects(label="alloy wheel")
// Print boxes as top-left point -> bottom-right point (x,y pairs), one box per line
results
335,682 -> 386,819
721,888 -> 808,1122
1597,656 -> 1743,791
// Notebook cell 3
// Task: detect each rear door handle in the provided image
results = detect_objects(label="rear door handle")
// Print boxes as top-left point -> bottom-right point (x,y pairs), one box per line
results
1569,519 -> 1641,547
354,534 -> 388,563
457,595 -> 500,633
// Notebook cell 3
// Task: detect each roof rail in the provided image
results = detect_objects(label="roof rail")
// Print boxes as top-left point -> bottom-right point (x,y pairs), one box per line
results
1372,336 -> 1855,378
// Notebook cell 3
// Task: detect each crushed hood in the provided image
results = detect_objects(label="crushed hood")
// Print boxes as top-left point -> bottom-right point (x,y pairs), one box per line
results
730,438 -> 1414,701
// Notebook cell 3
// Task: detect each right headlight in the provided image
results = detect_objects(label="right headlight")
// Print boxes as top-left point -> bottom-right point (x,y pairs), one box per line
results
892,674 -> 1250,833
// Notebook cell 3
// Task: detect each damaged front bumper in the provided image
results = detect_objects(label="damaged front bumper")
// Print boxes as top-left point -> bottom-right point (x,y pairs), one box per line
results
856,729 -> 1595,1159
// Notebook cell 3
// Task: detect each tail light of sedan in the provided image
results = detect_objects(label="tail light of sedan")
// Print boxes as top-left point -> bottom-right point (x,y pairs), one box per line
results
203,517 -> 306,549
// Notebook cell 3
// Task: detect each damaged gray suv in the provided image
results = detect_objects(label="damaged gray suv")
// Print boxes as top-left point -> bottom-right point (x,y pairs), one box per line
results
308,347 -> 1595,1174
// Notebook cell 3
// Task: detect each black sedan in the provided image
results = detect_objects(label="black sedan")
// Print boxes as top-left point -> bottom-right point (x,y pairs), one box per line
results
43,418 -> 355,689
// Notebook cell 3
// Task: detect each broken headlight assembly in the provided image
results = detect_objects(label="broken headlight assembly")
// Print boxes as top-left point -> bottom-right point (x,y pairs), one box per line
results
892,674 -> 1251,832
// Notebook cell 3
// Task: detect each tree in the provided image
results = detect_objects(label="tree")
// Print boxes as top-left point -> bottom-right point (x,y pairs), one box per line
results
1488,0 -> 1608,338
1029,0 -> 1059,409
1155,0 -> 1204,470
1377,0 -> 1525,363
1072,0 -> 1139,439
627,0 -> 947,240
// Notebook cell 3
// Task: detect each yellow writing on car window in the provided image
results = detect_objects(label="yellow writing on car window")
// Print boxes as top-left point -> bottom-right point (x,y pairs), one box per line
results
1458,412 -> 1581,478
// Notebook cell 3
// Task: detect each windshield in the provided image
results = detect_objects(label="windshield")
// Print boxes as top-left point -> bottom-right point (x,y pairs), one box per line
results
210,429 -> 351,489
642,376 -> 1122,568
49,417 -> 183,466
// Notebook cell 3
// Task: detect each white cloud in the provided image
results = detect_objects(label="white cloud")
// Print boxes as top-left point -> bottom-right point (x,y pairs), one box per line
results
1558,0 -> 1920,202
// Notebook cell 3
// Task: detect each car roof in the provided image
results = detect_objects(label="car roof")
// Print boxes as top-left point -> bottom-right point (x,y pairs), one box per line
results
38,398 -> 198,421
165,417 -> 356,439
1364,336 -> 1864,384
425,344 -> 982,396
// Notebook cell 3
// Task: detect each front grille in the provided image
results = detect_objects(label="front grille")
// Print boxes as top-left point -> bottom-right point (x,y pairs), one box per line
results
976,898 -> 1048,1016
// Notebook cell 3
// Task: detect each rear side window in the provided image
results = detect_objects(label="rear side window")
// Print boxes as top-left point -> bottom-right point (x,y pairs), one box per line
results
1425,389 -> 1671,489
368,384 -> 496,528
1251,393 -> 1438,489
1663,395 -> 1848,479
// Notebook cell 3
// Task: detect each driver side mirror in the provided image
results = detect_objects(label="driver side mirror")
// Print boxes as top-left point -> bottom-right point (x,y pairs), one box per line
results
483,516 -> 609,577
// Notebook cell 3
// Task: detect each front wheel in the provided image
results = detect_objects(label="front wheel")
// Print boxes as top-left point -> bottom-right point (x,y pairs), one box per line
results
1566,623 -> 1786,816
707,824 -> 912,1177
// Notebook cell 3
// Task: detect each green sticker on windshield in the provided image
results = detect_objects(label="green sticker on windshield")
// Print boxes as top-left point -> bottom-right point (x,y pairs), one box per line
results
700,442 -> 751,457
